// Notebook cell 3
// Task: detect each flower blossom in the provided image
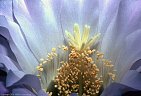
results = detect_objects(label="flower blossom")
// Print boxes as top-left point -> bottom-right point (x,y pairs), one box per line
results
0,0 -> 141,95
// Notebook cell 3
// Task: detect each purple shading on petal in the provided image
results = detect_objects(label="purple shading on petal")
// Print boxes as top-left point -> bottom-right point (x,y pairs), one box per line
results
137,66 -> 141,72
0,34 -> 21,70
6,70 -> 25,87
0,34 -> 17,63
101,83 -> 137,96
11,74 -> 41,92
12,88 -> 36,96
121,70 -> 141,90
0,82 -> 9,94
102,59 -> 141,96
130,59 -> 141,70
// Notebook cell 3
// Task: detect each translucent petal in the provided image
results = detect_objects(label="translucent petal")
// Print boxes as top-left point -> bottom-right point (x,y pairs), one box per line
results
0,0 -> 13,19
12,88 -> 36,96
0,16 -> 38,73
13,0 -> 64,59
100,0 -> 141,81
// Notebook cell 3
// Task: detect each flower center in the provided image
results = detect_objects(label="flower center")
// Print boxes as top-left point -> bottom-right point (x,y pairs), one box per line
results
36,24 -> 116,96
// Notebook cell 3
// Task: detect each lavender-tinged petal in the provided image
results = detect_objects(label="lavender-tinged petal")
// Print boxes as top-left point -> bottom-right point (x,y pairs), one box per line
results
50,0 -> 99,36
99,0 -> 141,35
0,35 -> 10,57
12,88 -> 36,96
0,0 -> 12,20
101,83 -> 137,96
0,31 -> 25,72
0,15 -> 38,73
102,60 -> 141,96
130,59 -> 141,70
101,0 -> 141,59
24,0 -> 58,30
100,14 -> 117,58
0,55 -> 19,72
121,70 -> 141,90
98,0 -> 121,33
51,0 -> 99,33
115,30 -> 141,80
80,0 -> 99,28
101,2 -> 141,79
25,0 -> 99,28
130,59 -> 141,72
6,70 -> 45,94
1,64 -> 45,95
11,74 -> 41,92
6,70 -> 25,87
0,63 -> 7,74
0,82 -> 9,94
137,66 -> 141,72
117,0 -> 141,35
101,0 -> 141,40
0,34 -> 21,69
12,0 -> 64,59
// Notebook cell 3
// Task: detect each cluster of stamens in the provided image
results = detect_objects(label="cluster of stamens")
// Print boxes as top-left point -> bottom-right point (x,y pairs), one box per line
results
36,48 -> 57,77
54,47 -> 104,96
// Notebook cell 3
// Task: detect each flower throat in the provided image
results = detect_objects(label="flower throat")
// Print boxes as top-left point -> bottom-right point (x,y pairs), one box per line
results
36,24 -> 116,96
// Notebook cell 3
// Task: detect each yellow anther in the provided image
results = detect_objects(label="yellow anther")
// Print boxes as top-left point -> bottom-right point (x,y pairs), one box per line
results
48,92 -> 52,96
87,50 -> 93,54
37,75 -> 40,77
39,68 -> 43,72
52,48 -> 56,52
86,57 -> 93,63
36,66 -> 40,69
43,61 -> 47,64
53,53 -> 57,56
63,46 -> 68,51
108,73 -> 115,80
39,63 -> 43,66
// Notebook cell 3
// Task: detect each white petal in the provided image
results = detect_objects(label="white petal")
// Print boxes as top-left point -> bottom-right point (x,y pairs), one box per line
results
98,0 -> 121,33
0,0 -> 13,20
13,0 -> 64,59
0,15 -> 38,74
116,30 -> 141,81
100,0 -> 141,81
